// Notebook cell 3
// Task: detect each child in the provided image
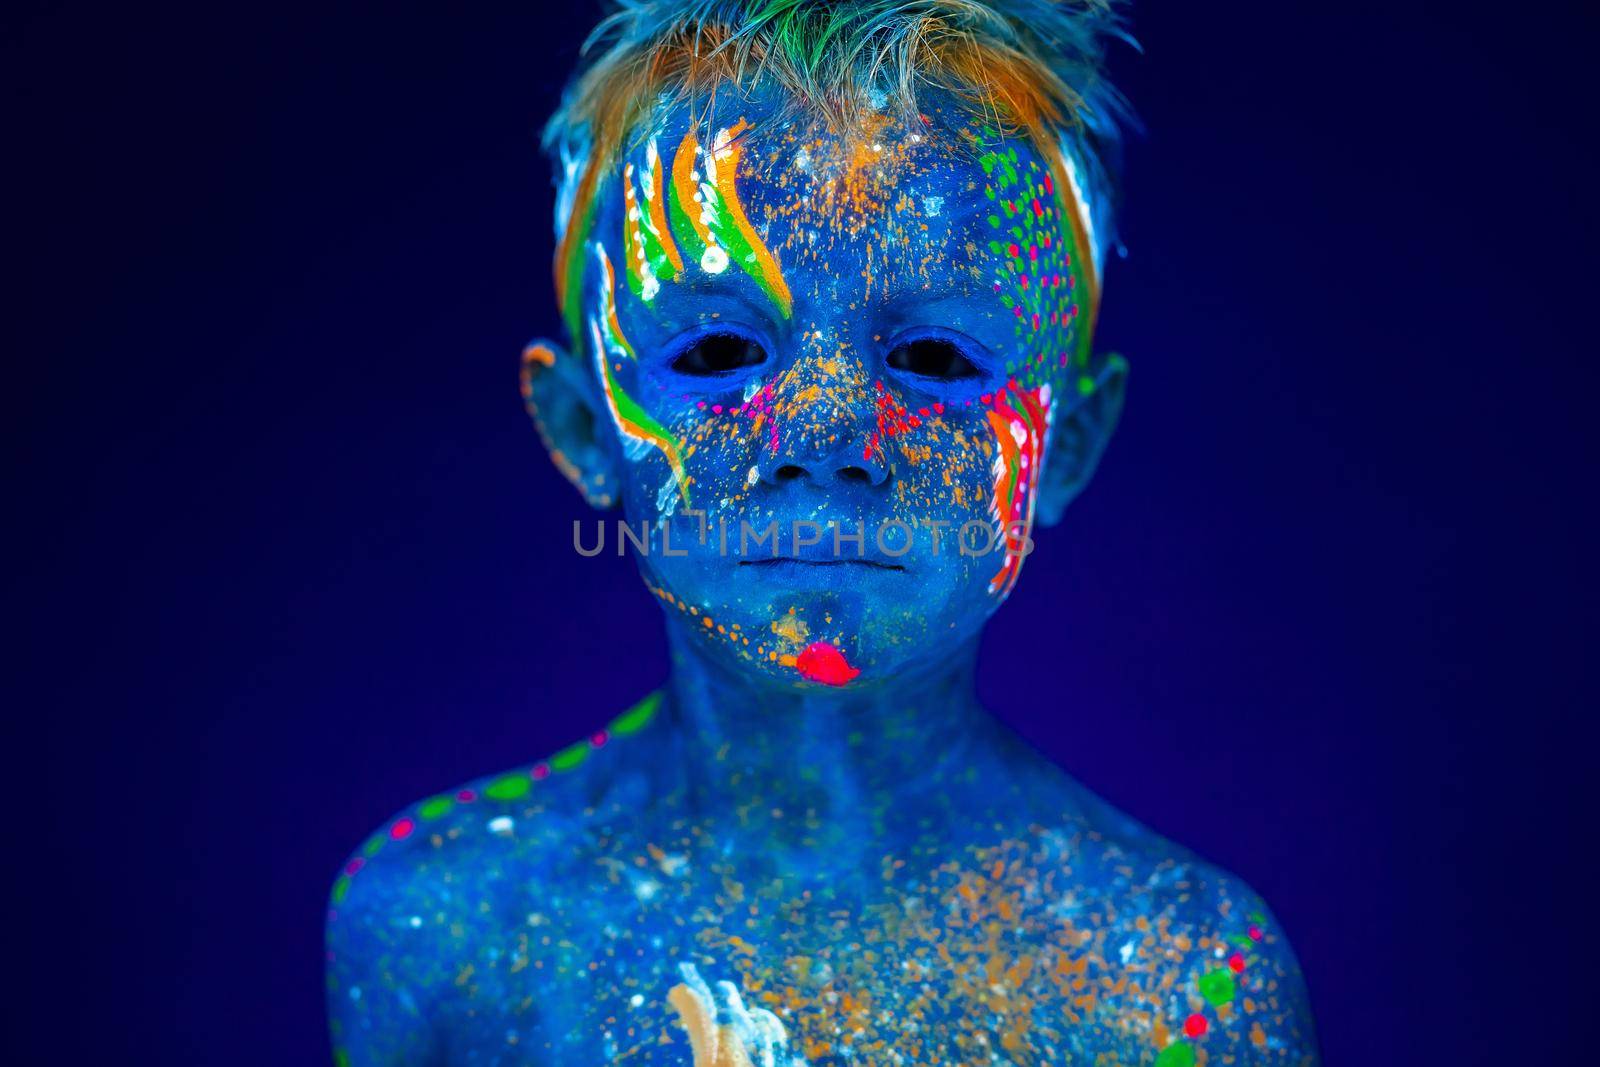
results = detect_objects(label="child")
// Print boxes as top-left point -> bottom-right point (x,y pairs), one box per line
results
326,3 -> 1318,1064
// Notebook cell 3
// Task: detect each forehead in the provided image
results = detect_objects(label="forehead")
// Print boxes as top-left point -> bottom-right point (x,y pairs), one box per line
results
591,90 -> 1078,313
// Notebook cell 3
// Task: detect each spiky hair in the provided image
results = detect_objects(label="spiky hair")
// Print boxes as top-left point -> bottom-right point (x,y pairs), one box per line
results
543,0 -> 1131,335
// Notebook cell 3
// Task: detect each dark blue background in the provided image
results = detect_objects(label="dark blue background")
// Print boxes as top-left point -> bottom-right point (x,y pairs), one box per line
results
12,3 -> 1591,1064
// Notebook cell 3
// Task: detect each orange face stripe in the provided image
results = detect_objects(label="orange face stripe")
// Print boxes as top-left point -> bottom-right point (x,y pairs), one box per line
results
597,243 -> 636,361
712,120 -> 793,319
646,142 -> 684,273
671,129 -> 714,249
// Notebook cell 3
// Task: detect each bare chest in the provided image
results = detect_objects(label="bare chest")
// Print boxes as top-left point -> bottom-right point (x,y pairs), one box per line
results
436,828 -> 1222,1066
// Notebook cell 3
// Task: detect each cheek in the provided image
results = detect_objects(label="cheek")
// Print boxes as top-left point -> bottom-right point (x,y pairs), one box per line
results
882,406 -> 996,519
878,381 -> 1056,600
980,384 -> 1054,597
664,382 -> 779,506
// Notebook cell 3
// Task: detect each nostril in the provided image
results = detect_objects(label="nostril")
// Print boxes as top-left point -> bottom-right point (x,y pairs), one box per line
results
835,465 -> 873,485
774,464 -> 807,482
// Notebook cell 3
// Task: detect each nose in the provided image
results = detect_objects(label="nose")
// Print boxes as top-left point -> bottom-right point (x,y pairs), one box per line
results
755,347 -> 890,490
757,440 -> 889,489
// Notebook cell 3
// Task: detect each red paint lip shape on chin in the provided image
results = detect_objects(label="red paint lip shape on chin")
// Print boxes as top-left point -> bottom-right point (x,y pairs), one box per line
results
794,641 -> 861,686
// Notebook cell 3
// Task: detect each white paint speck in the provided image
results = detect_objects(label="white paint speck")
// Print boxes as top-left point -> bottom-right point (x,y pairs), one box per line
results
655,472 -> 681,516
701,245 -> 729,274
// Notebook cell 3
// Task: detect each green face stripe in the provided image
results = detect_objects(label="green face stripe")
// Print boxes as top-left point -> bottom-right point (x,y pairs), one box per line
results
585,240 -> 691,508
330,875 -> 351,906
595,331 -> 691,507
704,189 -> 759,271
600,352 -> 676,454
361,834 -> 385,858
667,174 -> 709,267
637,144 -> 681,285
639,214 -> 679,283
608,690 -> 662,735
484,774 -> 531,802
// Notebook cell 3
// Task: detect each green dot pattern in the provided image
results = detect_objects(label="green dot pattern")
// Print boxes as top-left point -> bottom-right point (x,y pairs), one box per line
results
1154,1040 -> 1195,1067
418,795 -> 454,820
484,774 -> 531,801
1198,968 -> 1236,1007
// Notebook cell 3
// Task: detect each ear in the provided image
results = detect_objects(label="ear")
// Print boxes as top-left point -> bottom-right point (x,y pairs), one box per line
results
519,337 -> 620,509
1035,352 -> 1128,526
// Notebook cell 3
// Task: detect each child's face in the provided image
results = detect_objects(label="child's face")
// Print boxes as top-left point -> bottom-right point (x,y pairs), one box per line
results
550,90 -> 1119,690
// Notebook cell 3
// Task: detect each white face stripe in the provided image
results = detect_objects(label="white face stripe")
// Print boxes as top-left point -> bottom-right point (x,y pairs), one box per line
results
1057,147 -> 1101,289
555,140 -> 589,239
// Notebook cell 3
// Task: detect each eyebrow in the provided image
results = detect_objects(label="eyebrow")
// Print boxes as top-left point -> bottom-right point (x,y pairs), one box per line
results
620,274 -> 785,332
881,278 -> 987,310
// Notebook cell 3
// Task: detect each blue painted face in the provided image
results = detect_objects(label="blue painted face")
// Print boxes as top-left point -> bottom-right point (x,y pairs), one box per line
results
532,89 -> 1124,691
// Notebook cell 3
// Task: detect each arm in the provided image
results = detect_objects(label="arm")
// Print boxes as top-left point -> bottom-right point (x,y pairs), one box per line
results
325,843 -> 443,1066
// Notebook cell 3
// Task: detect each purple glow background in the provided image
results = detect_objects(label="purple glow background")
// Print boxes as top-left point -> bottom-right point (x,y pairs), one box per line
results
13,3 -> 1590,1064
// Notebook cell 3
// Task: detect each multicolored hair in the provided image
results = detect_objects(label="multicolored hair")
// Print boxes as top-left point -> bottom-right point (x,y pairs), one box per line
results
542,0 -> 1132,341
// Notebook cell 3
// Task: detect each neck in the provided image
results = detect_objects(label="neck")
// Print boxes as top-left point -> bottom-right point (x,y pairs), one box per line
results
656,622 -> 1028,861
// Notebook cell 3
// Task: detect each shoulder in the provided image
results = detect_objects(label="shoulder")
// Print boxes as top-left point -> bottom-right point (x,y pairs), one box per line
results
1146,860 -> 1319,1066
323,690 -> 667,1065
328,688 -> 667,916
1037,791 -> 1321,1066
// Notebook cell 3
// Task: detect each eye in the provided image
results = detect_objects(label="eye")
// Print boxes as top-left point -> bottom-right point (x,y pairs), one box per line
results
886,337 -> 982,380
670,332 -> 767,376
